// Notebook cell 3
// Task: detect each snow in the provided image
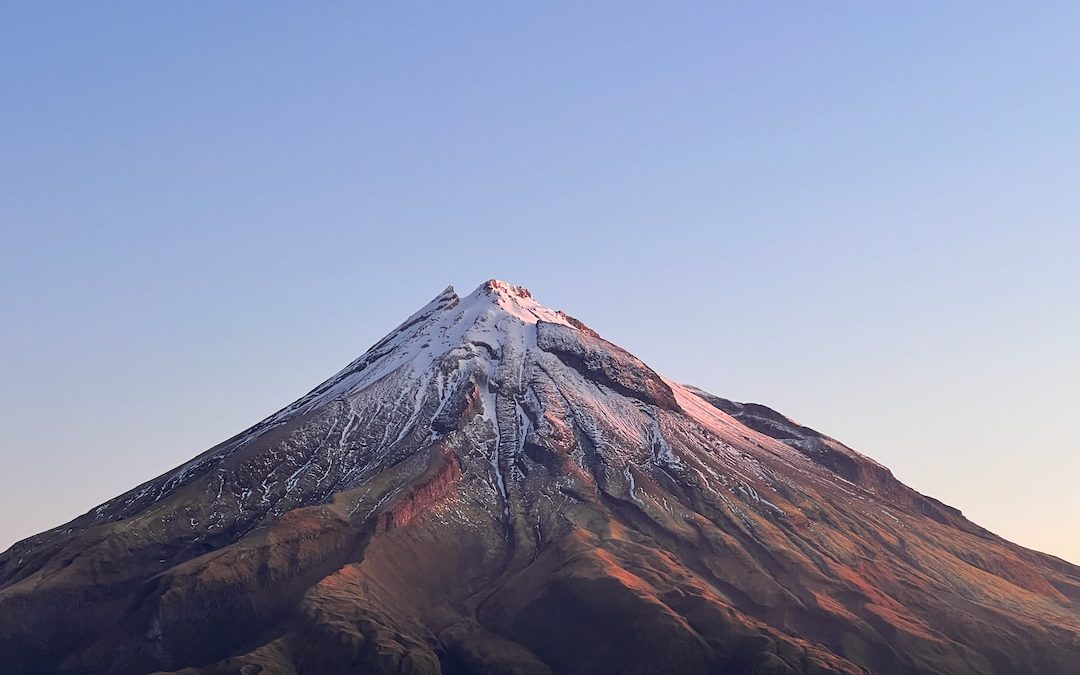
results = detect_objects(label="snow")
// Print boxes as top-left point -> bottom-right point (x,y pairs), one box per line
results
624,463 -> 645,507
85,279 -> 852,534
481,279 -> 574,327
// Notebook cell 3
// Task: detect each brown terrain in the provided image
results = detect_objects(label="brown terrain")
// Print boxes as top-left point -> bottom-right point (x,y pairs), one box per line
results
1,280 -> 1077,674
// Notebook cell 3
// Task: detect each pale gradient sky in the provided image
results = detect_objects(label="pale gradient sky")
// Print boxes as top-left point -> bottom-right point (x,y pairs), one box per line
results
1,3 -> 1077,564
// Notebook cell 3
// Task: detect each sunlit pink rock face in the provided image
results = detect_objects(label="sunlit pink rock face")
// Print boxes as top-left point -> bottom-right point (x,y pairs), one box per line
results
1,281 -> 1078,674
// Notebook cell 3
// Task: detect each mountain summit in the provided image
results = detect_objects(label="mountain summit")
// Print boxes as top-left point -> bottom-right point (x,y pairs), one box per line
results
2,281 -> 1078,674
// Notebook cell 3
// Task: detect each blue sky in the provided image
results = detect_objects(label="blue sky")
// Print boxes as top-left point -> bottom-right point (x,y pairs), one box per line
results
1,3 -> 1077,562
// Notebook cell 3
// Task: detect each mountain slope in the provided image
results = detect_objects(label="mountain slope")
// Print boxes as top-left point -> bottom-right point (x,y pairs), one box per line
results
2,280 -> 1078,675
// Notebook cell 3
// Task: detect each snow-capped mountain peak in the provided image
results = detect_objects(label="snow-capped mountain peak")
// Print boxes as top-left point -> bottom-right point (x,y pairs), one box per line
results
463,278 -> 574,327
3,281 -> 1078,675
311,280 -> 576,406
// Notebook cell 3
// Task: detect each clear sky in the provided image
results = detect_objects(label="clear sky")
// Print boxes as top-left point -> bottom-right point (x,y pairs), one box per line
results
1,3 -> 1077,563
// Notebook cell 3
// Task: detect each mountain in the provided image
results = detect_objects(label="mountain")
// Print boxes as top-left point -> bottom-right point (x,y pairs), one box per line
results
1,280 -> 1077,675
